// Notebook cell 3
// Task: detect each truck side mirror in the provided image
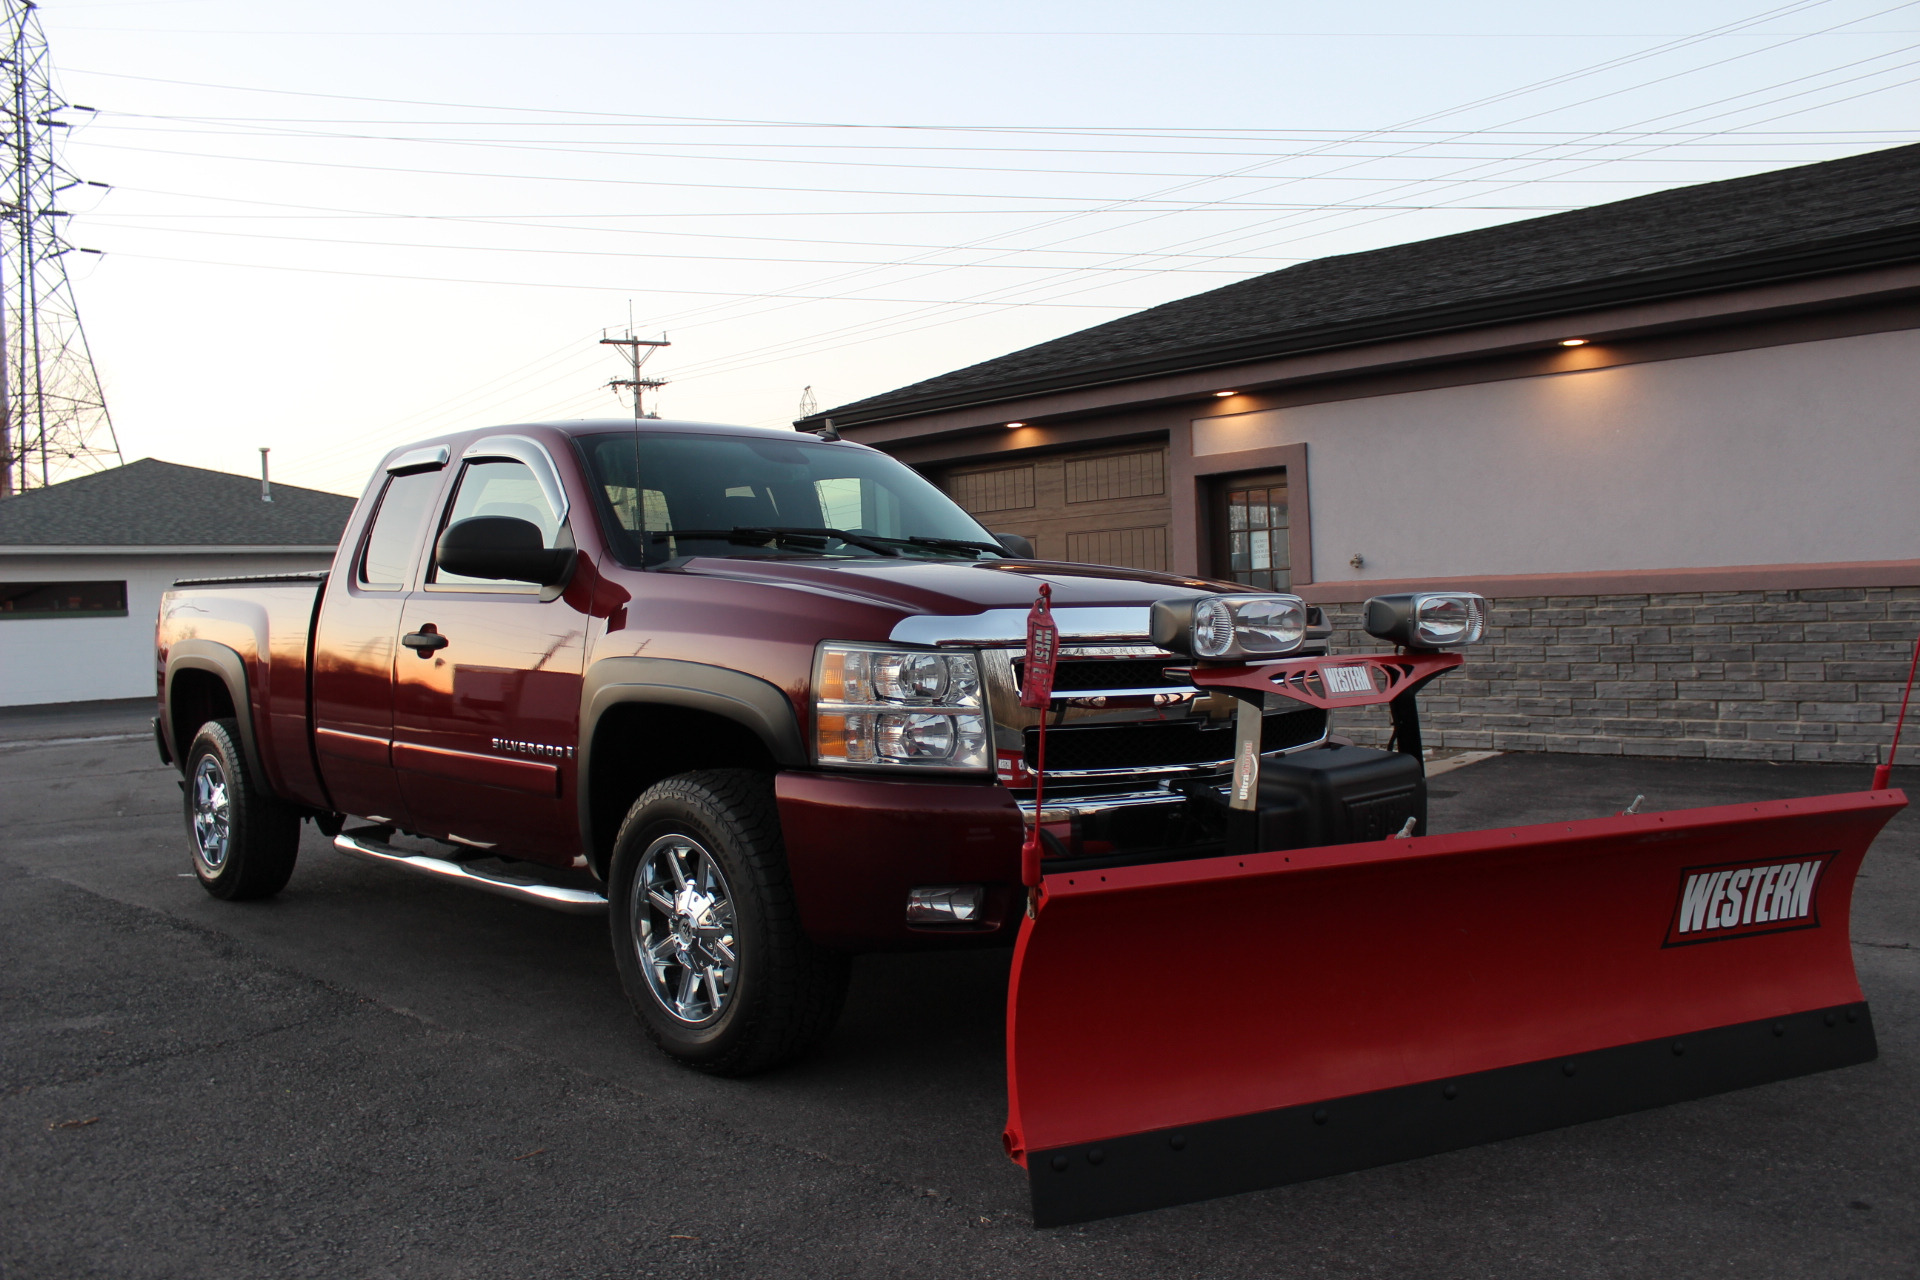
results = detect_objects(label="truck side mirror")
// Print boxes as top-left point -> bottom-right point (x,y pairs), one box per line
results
436,516 -> 573,585
993,532 -> 1035,559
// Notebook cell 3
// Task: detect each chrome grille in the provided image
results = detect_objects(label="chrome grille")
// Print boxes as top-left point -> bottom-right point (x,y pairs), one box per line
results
1013,656 -> 1184,692
1024,706 -> 1327,772
983,643 -> 1330,788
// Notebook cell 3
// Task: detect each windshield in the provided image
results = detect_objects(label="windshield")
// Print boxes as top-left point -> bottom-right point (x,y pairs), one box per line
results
579,430 -> 1008,567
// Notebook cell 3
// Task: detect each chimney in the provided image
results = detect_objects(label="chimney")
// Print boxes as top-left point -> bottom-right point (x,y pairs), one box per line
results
259,447 -> 272,502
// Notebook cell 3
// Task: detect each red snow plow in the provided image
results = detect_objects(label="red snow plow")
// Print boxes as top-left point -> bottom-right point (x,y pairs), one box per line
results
1003,592 -> 1906,1226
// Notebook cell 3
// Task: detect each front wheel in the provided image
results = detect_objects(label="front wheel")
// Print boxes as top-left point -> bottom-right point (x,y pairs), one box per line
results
608,770 -> 849,1076
183,718 -> 300,900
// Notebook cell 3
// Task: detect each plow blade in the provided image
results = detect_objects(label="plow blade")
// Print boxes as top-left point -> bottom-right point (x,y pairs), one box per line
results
1005,788 -> 1903,1226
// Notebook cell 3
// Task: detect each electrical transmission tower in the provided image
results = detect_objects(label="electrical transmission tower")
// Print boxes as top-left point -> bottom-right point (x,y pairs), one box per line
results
0,0 -> 117,496
600,329 -> 669,419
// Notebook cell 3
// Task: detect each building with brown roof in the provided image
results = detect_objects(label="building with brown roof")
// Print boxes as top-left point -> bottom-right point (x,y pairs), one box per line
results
0,459 -> 354,705
803,143 -> 1920,763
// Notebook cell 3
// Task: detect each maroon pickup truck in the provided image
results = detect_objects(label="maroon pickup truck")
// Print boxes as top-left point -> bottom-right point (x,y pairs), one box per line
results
155,418 -> 1357,1074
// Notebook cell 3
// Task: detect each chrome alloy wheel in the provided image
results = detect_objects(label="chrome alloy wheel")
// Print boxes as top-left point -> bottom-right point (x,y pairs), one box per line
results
190,754 -> 232,874
632,834 -> 738,1025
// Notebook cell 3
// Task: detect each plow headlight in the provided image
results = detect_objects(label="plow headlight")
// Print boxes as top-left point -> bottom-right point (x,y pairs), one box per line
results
813,643 -> 989,771
1363,592 -> 1488,649
1150,593 -> 1309,661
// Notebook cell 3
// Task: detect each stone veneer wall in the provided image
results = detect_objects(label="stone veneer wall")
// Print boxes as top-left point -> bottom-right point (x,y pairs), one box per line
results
1322,587 -> 1920,764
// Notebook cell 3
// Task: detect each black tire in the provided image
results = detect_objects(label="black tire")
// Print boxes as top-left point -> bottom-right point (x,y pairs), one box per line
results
182,718 -> 300,901
608,769 -> 849,1076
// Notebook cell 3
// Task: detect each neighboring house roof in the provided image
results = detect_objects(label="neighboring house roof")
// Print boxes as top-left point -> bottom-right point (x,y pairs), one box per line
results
0,458 -> 356,547
809,141 -> 1920,428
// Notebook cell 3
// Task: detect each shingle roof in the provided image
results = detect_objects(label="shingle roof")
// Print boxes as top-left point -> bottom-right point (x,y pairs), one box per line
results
0,458 -> 356,547
812,142 -> 1920,427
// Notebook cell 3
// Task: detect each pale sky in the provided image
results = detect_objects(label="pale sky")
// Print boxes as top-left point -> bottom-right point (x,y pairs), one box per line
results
33,0 -> 1920,495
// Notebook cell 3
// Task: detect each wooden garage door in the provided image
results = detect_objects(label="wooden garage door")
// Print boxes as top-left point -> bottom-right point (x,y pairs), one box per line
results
940,445 -> 1171,571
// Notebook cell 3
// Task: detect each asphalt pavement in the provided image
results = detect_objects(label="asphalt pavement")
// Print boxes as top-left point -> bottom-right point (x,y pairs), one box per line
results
3,701 -> 1916,1278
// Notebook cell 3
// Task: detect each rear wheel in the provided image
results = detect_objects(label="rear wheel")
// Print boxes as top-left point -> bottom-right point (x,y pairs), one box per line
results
183,718 -> 300,901
608,769 -> 848,1076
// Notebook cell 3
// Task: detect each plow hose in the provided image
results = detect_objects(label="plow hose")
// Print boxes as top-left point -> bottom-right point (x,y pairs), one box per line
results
1004,788 -> 1904,1225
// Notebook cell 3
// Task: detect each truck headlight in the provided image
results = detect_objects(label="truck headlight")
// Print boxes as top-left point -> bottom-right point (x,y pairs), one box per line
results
1149,594 -> 1309,660
813,644 -> 989,771
1363,592 -> 1488,648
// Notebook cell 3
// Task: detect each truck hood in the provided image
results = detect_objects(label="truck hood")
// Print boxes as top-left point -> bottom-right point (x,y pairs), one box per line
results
678,556 -> 1238,640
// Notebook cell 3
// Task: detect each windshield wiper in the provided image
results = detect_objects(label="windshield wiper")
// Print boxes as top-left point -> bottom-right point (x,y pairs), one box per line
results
905,534 -> 1009,557
648,526 -> 902,557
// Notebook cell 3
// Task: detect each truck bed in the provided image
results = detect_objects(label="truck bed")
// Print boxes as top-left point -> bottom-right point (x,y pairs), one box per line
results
157,574 -> 330,811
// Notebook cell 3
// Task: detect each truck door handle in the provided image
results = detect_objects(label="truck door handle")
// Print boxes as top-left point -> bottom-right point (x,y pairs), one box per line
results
401,627 -> 448,655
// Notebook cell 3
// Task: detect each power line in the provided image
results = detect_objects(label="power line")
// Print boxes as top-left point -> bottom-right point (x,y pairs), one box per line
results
44,26 -> 1920,37
64,139 -> 1587,208
48,56 -> 1911,133
83,111 -> 1920,149
51,1 -> 1920,471
95,189 -> 1321,261
79,222 -> 1277,274
104,252 -> 1151,306
645,0 -> 1871,362
648,3 -> 1920,386
76,117 -> 1898,181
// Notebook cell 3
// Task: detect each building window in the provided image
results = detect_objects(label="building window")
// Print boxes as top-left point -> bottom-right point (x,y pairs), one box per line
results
1212,470 -> 1290,590
0,580 -> 128,619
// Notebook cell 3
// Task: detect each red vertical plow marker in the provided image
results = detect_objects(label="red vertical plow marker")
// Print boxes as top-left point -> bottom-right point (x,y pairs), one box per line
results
1018,585 -> 1057,903
1004,788 -> 1903,1226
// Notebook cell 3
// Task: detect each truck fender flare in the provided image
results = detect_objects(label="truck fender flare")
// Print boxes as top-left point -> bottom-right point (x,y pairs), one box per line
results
164,639 -> 273,796
577,656 -> 807,851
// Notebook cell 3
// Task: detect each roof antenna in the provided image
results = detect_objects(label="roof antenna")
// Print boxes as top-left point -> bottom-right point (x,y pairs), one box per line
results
815,417 -> 840,442
258,447 -> 272,502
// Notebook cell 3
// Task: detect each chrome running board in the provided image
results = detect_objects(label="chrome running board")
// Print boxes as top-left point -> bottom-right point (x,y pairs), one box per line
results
332,829 -> 607,916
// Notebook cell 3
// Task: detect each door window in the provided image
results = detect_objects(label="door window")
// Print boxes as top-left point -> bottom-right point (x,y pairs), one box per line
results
1213,470 -> 1290,591
431,459 -> 564,586
358,470 -> 445,589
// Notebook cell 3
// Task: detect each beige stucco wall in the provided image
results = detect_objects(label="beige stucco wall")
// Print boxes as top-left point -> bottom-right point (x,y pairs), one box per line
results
0,551 -> 333,706
1192,327 -> 1920,584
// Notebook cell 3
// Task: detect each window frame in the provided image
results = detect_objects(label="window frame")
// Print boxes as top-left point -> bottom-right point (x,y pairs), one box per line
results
422,435 -> 573,595
355,469 -> 448,592
1170,436 -> 1313,586
1209,469 -> 1294,591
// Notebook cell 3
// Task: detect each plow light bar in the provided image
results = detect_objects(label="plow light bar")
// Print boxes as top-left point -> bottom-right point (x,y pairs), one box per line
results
1150,594 -> 1308,661
1363,592 -> 1488,649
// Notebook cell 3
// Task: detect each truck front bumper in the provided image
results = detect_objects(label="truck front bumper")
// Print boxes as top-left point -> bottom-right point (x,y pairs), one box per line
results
775,771 -> 1025,951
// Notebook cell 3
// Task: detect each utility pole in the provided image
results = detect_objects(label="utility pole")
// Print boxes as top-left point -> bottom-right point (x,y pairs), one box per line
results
0,0 -> 117,496
600,328 -> 669,420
